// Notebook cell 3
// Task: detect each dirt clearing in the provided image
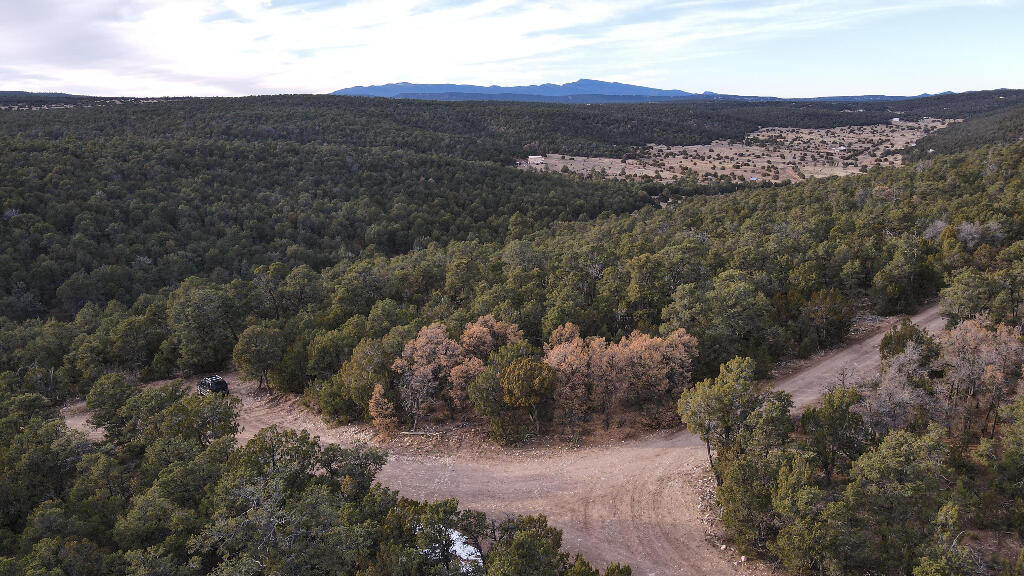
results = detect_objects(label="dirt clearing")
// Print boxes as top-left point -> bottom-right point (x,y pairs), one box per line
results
63,304 -> 942,575
522,119 -> 955,185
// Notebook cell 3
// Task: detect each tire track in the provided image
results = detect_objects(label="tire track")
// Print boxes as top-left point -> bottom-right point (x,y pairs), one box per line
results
63,304 -> 943,575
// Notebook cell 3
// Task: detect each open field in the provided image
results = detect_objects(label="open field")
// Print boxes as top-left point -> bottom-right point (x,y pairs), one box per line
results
63,304 -> 944,575
521,118 -> 956,184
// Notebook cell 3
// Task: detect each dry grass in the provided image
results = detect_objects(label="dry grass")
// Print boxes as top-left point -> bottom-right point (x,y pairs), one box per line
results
522,118 -> 957,185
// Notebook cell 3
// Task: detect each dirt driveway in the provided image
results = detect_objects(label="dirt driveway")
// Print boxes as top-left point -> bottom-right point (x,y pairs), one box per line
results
63,304 -> 942,575
776,303 -> 944,409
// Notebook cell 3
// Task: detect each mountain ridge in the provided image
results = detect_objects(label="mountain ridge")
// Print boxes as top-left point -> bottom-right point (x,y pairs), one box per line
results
332,79 -> 951,103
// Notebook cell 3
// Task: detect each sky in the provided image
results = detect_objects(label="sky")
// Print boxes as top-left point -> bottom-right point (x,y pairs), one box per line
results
1,0 -> 1021,97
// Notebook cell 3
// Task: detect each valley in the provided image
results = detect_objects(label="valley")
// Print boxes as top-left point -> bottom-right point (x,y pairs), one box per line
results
7,89 -> 1024,576
522,118 -> 955,184
5,0 -> 1024,573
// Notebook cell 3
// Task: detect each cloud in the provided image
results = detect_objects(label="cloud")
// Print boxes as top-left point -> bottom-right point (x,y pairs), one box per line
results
0,0 -> 1015,96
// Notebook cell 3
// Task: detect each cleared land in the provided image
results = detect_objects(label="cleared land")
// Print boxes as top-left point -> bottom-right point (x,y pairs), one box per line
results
63,304 -> 943,576
522,118 -> 955,184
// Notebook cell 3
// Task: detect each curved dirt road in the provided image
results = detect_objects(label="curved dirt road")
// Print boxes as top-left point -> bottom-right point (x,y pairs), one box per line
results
375,306 -> 948,576
63,304 -> 943,576
380,431 -> 719,576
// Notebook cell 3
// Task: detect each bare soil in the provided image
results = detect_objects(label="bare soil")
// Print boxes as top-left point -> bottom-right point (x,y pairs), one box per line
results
521,119 -> 956,185
60,401 -> 104,442
63,303 -> 944,575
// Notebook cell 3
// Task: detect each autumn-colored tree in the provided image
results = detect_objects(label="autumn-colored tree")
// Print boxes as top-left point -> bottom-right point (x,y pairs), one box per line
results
548,322 -> 582,347
938,317 -> 1024,437
448,355 -> 484,411
392,323 -> 464,430
543,323 -> 590,429
585,337 -> 616,428
607,328 -> 697,424
368,382 -> 398,435
862,341 -> 933,437
459,314 -> 524,359
544,323 -> 698,429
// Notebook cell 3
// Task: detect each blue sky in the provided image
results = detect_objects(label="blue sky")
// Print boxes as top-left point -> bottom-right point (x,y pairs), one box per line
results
0,0 -> 1020,97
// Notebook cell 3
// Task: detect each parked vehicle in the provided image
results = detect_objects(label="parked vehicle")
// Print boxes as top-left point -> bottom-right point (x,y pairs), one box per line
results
197,375 -> 229,395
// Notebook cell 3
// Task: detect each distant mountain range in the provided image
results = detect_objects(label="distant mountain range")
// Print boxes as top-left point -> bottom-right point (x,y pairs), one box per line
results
332,79 -> 951,103
0,91 -> 84,98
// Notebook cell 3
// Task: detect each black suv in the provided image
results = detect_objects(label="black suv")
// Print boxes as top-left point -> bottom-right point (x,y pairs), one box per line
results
197,375 -> 229,395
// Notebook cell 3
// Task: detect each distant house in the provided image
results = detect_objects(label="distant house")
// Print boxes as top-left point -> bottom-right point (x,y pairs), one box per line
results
528,155 -> 546,165
891,117 -> 901,124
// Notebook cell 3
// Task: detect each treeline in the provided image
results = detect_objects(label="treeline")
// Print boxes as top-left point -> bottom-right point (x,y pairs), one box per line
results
906,102 -> 1024,161
0,92 -> 101,106
0,378 -> 631,575
3,90 -> 1021,164
4,141 -> 1023,440
360,317 -> 697,442
685,315 -> 1024,574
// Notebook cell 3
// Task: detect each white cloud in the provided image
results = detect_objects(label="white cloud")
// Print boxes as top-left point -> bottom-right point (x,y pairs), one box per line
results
0,0 -> 1015,96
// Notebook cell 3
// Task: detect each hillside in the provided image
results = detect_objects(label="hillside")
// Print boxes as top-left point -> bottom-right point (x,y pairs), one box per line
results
2,91 -> 1024,576
2,90 -> 1022,324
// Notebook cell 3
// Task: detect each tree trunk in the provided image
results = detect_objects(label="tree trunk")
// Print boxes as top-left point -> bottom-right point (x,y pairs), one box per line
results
706,440 -> 721,486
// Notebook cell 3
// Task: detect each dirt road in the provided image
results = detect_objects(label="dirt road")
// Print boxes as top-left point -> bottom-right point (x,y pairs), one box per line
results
381,430 -> 721,575
775,303 -> 944,409
63,304 -> 943,576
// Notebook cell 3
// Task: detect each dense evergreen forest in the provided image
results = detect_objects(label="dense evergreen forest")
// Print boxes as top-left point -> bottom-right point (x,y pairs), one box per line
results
908,102 -> 1024,160
2,91 -> 1024,575
0,380 -> 631,575
3,90 -> 1022,322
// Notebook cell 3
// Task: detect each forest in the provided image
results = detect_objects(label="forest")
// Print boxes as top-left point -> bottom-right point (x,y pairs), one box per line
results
679,318 -> 1024,574
0,378 -> 631,575
2,92 -> 1024,575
